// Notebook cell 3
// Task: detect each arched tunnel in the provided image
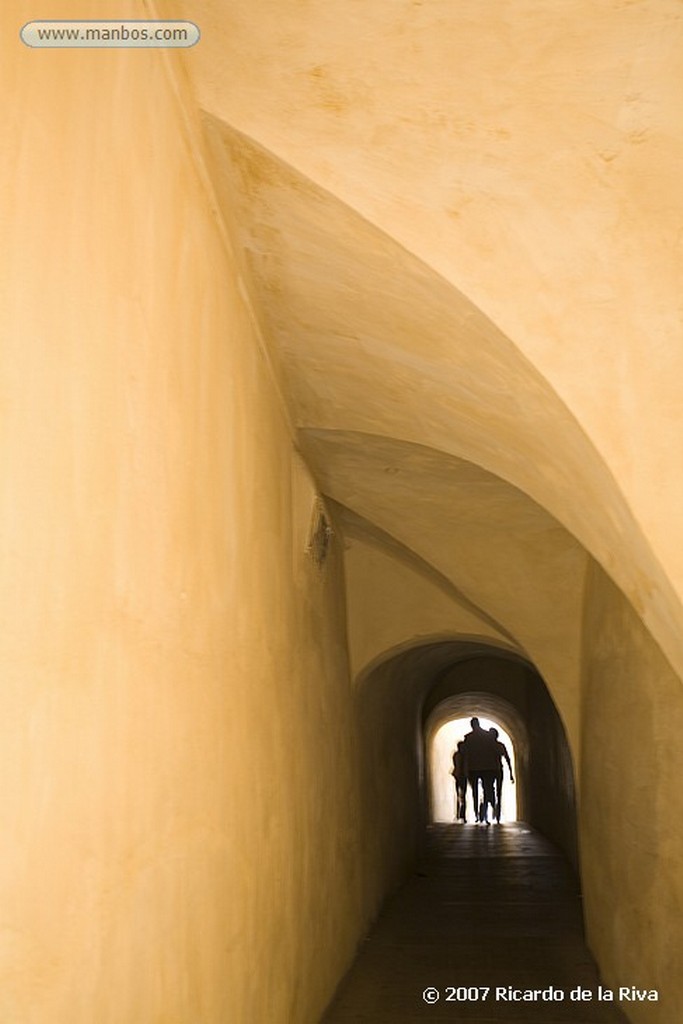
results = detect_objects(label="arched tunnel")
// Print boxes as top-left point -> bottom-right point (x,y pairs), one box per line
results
420,647 -> 577,864
322,641 -> 632,1023
4,2 -> 683,1023
356,641 -> 579,863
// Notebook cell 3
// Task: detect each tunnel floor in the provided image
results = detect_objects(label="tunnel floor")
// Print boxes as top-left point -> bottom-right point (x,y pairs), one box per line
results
322,823 -> 629,1023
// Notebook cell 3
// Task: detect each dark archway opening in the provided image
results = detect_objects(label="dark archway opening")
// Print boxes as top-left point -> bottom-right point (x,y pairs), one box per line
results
352,638 -> 579,876
420,649 -> 578,868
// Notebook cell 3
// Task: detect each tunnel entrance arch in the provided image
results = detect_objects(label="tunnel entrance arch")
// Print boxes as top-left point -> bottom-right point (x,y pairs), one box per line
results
424,689 -> 531,824
355,638 -> 579,868
420,650 -> 579,868
430,714 -> 517,823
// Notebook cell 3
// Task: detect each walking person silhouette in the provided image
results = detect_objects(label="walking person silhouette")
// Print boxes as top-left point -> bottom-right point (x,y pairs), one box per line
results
451,741 -> 468,822
461,718 -> 498,825
488,727 -> 514,823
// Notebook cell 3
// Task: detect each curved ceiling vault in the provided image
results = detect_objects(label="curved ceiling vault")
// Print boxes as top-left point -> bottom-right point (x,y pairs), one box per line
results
169,0 -> 683,685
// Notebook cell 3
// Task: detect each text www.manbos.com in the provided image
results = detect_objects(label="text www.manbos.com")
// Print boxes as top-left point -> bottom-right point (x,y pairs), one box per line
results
20,21 -> 200,48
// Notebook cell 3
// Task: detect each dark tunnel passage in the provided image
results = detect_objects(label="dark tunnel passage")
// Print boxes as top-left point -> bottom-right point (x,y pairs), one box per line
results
356,639 -> 578,866
323,642 -> 629,1023
421,651 -> 579,869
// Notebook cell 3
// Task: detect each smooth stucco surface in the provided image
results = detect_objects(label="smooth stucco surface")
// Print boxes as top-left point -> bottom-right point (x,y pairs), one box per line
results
5,1 -> 683,1022
0,4 -> 419,1020
581,563 -> 683,1021
172,0 -> 683,687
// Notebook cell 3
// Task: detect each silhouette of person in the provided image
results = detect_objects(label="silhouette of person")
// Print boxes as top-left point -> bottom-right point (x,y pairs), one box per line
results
488,727 -> 514,823
461,717 -> 498,825
451,741 -> 468,822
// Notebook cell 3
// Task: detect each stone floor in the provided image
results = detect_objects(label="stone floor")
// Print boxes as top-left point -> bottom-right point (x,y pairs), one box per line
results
322,823 -> 630,1023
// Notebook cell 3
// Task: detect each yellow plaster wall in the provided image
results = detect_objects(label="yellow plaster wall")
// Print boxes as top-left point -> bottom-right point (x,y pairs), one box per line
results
7,2 -> 682,1018
343,534 -> 511,679
580,563 -> 683,1022
303,433 -> 587,755
172,0 -> 683,691
175,0 -> 683,609
0,5 -> 415,1020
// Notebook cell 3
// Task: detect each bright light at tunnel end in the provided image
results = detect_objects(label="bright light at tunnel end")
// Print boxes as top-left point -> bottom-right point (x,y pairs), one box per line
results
430,717 -> 517,823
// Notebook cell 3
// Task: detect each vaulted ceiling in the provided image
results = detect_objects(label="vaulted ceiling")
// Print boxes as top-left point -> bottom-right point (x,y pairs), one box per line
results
168,0 -> 683,703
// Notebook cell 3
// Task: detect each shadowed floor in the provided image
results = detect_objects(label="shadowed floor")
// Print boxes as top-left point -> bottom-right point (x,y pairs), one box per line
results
322,823 -> 630,1023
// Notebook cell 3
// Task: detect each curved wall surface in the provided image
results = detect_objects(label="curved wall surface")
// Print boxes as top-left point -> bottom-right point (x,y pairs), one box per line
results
6,1 -> 683,1021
